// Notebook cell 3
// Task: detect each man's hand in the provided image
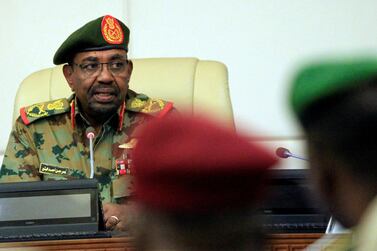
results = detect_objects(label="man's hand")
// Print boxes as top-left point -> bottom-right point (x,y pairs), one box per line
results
103,201 -> 135,231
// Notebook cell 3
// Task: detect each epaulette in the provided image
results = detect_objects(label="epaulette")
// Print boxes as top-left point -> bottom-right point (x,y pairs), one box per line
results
126,94 -> 173,118
20,98 -> 70,125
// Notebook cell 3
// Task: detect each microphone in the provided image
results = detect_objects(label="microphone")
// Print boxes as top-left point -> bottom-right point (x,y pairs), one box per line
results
86,127 -> 96,179
275,147 -> 309,161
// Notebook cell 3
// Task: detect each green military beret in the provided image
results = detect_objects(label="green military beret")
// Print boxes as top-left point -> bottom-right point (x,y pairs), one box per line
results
289,57 -> 377,117
53,15 -> 130,65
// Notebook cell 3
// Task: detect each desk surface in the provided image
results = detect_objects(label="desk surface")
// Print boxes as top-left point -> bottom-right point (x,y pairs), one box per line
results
0,236 -> 134,250
0,234 -> 327,251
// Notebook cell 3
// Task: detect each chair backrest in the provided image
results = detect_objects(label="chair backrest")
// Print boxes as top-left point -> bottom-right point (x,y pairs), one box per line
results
14,57 -> 235,129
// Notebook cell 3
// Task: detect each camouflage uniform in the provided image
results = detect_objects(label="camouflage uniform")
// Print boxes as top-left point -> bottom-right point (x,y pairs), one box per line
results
0,90 -> 173,203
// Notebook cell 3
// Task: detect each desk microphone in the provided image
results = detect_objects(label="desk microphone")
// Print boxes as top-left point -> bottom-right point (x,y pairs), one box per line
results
86,127 -> 96,179
275,147 -> 309,161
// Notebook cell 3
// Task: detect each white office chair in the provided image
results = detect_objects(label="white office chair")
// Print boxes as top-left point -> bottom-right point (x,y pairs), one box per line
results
14,57 -> 235,129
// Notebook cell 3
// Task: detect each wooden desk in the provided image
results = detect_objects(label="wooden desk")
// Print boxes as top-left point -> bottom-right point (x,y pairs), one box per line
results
266,233 -> 353,251
0,234 -> 324,251
265,233 -> 323,251
0,236 -> 134,251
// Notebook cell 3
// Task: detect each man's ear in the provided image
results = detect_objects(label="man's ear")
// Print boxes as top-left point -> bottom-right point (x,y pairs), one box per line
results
127,60 -> 133,79
63,64 -> 75,92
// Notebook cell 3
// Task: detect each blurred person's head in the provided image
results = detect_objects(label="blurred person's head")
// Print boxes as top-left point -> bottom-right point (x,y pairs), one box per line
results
132,114 -> 278,251
290,57 -> 377,228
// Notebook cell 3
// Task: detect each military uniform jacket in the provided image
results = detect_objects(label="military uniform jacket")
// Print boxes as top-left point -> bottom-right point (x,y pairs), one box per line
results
0,90 -> 173,203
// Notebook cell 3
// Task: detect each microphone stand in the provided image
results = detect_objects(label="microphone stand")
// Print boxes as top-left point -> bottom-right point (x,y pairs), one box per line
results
86,127 -> 96,179
288,152 -> 309,162
89,136 -> 94,179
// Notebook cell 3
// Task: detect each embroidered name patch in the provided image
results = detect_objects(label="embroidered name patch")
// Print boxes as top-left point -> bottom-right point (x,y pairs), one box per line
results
39,163 -> 69,175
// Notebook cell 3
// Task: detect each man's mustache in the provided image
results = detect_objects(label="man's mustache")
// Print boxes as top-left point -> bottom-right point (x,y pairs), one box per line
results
88,84 -> 119,96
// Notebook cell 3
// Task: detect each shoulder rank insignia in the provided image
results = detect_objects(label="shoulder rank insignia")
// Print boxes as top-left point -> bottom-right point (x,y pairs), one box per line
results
20,98 -> 70,125
127,96 -> 173,118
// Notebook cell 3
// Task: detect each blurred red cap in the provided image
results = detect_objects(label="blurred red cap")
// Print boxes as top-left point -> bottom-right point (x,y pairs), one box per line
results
133,114 -> 278,213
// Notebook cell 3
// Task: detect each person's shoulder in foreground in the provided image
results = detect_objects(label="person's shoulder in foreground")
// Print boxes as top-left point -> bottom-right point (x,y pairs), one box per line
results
131,113 -> 279,251
289,55 -> 377,251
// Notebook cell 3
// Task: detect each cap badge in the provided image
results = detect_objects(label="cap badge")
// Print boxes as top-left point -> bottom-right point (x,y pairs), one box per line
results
101,15 -> 124,44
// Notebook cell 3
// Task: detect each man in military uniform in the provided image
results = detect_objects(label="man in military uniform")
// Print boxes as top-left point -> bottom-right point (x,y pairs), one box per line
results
0,15 -> 174,231
289,57 -> 377,250
131,114 -> 278,251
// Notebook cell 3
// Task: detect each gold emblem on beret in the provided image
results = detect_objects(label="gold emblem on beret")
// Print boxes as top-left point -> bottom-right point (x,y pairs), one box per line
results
101,15 -> 124,44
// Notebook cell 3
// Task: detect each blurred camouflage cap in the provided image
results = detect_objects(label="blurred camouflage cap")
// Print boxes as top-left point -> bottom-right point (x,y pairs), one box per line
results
53,15 -> 130,65
290,56 -> 377,118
